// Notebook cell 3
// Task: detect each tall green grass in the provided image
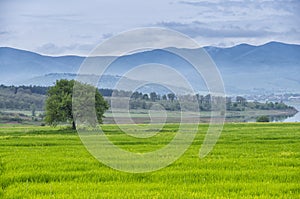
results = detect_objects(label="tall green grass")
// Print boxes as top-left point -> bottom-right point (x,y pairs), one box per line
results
0,123 -> 299,198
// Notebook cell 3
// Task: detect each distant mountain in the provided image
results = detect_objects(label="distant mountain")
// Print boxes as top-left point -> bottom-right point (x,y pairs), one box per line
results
206,42 -> 300,68
204,42 -> 300,94
0,41 -> 299,94
0,47 -> 84,84
24,73 -> 188,95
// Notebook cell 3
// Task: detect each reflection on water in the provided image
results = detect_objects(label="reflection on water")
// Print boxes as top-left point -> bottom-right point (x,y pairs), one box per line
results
283,113 -> 300,122
229,102 -> 299,123
231,114 -> 298,123
271,114 -> 298,122
282,102 -> 300,122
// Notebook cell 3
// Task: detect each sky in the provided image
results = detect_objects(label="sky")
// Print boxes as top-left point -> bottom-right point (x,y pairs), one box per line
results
0,0 -> 299,56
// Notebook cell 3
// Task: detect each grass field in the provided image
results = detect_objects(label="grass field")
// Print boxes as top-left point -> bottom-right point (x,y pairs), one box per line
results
0,123 -> 299,198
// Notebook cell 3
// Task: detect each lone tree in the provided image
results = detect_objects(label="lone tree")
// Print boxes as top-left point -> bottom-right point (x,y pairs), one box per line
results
45,79 -> 109,129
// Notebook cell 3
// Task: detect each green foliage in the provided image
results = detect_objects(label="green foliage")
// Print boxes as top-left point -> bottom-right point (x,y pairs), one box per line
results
0,83 -> 295,115
126,92 -> 296,113
167,93 -> 175,101
0,84 -> 49,95
0,85 -> 45,110
0,123 -> 299,198
256,115 -> 270,122
73,81 -> 109,127
149,92 -> 158,101
45,79 -> 109,129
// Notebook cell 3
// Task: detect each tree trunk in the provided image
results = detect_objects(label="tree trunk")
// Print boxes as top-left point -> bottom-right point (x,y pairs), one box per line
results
72,121 -> 76,130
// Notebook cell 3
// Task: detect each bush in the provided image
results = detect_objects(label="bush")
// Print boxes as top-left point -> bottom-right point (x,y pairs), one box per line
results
256,115 -> 270,122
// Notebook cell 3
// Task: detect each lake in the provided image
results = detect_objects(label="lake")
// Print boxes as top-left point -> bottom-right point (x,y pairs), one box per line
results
283,102 -> 300,122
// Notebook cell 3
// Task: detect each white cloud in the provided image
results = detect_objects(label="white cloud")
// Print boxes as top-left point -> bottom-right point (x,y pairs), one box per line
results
0,0 -> 299,55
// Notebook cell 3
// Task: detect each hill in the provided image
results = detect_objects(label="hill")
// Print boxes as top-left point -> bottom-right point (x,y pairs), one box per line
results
1,42 -> 299,94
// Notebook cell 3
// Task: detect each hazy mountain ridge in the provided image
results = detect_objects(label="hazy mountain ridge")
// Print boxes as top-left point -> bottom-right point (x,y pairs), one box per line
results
24,73 -> 140,89
1,41 -> 299,94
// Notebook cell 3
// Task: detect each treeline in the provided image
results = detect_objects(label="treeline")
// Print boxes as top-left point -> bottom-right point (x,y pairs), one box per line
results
0,85 -> 46,110
0,85 -> 115,111
112,91 -> 295,112
225,96 -> 293,111
128,92 -> 180,111
0,85 -> 117,97
0,84 -> 295,112
0,85 -> 49,95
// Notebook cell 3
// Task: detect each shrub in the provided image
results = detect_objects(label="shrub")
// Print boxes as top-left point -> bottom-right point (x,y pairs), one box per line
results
256,115 -> 270,122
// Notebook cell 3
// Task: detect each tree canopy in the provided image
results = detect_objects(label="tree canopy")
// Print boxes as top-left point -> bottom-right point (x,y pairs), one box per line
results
45,79 -> 109,129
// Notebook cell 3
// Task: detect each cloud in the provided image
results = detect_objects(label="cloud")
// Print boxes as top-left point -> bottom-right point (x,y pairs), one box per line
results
36,43 -> 71,55
0,31 -> 9,35
55,33 -> 115,54
168,0 -> 299,46
102,33 -> 114,39
21,14 -> 81,23
179,0 -> 299,11
177,0 -> 300,22
156,21 -> 276,38
35,43 -> 96,55
1,0 -> 299,55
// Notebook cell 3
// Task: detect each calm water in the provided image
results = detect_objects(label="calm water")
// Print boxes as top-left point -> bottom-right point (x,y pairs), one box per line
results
283,102 -> 300,122
242,102 -> 300,123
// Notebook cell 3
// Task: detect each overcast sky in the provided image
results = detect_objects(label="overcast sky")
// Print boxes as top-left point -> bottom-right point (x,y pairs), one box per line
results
0,0 -> 299,55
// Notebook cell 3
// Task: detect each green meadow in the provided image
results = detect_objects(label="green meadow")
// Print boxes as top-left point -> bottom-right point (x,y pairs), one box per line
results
0,123 -> 299,198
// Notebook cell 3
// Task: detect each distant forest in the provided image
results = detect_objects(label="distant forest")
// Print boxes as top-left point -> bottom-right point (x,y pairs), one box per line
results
0,85 -> 47,110
0,84 -> 295,112
125,91 -> 294,112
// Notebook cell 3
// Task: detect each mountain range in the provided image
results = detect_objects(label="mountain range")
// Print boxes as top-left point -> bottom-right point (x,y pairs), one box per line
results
0,41 -> 299,95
